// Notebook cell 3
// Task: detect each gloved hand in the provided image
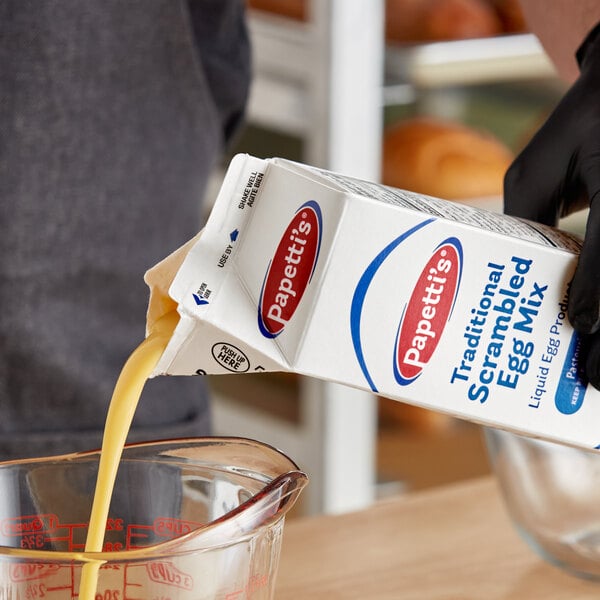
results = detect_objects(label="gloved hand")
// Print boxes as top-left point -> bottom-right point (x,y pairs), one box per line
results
504,22 -> 600,387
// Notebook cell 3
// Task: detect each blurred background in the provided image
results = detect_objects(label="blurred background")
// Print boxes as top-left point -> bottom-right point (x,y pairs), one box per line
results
203,0 -> 586,518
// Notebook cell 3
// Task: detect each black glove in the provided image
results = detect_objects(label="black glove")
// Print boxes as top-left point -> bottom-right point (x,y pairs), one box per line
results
504,22 -> 600,387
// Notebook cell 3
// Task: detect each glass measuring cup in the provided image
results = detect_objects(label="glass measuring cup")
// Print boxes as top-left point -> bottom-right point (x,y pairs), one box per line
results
0,437 -> 307,599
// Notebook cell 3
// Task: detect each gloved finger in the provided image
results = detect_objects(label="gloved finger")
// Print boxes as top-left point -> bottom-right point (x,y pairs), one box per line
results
569,221 -> 600,335
568,201 -> 600,334
503,130 -> 565,226
567,133 -> 600,335
583,331 -> 600,390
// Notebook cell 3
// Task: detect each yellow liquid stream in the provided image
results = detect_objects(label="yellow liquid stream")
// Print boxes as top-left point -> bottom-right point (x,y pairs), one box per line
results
78,311 -> 179,600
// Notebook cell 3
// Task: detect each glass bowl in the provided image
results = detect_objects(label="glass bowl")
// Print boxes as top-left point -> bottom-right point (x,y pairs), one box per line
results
484,427 -> 600,579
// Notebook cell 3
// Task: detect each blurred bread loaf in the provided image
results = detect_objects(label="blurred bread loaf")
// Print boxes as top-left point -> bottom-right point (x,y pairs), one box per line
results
246,0 -> 524,37
247,0 -> 306,20
489,0 -> 527,33
385,0 -> 503,43
382,117 -> 513,199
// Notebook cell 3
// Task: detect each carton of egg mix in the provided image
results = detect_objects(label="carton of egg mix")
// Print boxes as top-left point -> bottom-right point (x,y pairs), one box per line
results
146,153 -> 599,450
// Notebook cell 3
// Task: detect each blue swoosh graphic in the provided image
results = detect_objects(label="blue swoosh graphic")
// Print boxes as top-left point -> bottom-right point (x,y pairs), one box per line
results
350,218 -> 435,392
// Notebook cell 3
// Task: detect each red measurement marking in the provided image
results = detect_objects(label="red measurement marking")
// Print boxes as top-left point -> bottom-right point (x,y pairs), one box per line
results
23,582 -> 49,598
146,561 -> 193,591
46,583 -> 74,595
47,521 -> 87,552
102,541 -> 124,552
19,533 -> 46,550
123,563 -> 145,600
153,517 -> 203,539
1,513 -> 93,553
99,564 -> 122,571
1,514 -> 58,536
224,573 -> 270,599
126,523 -> 153,550
9,563 -> 60,582
106,518 -> 124,532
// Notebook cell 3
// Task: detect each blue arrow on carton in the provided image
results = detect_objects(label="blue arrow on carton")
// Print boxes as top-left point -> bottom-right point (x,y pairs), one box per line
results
192,293 -> 209,306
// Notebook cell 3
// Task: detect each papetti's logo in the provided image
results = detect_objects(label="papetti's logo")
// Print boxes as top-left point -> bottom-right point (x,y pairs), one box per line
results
258,201 -> 322,338
351,220 -> 462,393
394,238 -> 462,384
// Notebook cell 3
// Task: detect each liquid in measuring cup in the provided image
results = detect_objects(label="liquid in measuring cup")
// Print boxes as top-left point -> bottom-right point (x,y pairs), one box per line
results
0,439 -> 306,599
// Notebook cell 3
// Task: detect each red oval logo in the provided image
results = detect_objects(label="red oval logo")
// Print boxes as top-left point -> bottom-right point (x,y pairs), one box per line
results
258,201 -> 322,338
394,238 -> 462,384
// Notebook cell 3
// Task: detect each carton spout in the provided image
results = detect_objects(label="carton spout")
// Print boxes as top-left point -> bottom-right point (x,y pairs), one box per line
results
144,232 -> 203,336
144,196 -> 290,378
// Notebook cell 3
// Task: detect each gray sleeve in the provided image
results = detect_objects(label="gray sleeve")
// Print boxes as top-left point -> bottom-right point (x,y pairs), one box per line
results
0,0 -> 250,459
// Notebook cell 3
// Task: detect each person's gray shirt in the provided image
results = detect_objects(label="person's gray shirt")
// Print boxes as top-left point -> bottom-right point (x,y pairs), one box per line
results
0,0 -> 251,458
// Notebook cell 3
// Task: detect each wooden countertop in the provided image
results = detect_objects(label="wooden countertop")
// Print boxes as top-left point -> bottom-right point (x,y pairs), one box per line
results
276,477 -> 600,599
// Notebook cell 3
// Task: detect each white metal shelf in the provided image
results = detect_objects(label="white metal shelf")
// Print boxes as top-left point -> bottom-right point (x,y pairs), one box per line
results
247,10 -> 557,136
385,33 -> 556,89
246,13 -> 312,135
